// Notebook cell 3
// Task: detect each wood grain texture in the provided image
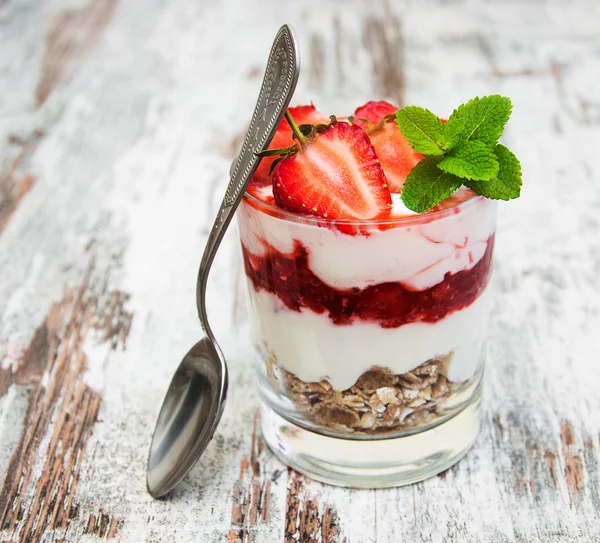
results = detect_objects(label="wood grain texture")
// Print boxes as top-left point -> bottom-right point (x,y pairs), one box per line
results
35,0 -> 119,107
0,267 -> 130,542
0,0 -> 599,541
0,131 -> 42,233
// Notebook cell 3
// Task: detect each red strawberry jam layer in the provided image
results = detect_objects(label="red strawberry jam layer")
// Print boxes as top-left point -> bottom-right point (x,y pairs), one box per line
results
242,236 -> 494,329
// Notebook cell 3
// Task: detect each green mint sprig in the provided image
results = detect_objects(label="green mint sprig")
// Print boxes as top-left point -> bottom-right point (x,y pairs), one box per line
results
396,95 -> 522,212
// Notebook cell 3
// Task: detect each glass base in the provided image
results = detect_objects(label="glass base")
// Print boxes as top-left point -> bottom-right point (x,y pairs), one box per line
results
260,388 -> 481,488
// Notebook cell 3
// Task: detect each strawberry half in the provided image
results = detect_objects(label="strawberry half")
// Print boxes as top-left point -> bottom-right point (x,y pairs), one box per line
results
272,119 -> 392,222
353,101 -> 424,192
251,104 -> 327,186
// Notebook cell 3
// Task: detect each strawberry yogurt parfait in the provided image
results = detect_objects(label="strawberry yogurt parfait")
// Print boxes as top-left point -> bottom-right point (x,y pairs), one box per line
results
238,96 -> 520,487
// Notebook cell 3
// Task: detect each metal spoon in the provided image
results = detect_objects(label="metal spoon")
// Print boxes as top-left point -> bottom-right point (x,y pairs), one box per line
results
146,25 -> 300,498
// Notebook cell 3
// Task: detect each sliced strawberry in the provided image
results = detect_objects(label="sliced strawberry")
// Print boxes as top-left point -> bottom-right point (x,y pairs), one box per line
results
278,104 -> 326,136
353,101 -> 424,193
353,101 -> 398,128
272,121 -> 392,222
251,103 -> 327,186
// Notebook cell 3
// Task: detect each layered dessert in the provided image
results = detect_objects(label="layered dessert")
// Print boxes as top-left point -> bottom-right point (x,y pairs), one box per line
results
239,97 -> 519,436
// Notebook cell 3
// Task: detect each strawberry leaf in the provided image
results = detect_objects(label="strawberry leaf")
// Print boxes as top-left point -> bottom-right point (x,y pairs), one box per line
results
395,106 -> 446,156
256,147 -> 295,157
438,140 -> 499,181
466,144 -> 522,200
401,158 -> 464,212
298,124 -> 316,138
269,156 -> 284,175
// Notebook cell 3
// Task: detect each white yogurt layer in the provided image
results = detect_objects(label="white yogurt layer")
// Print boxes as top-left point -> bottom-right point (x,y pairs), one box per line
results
248,287 -> 492,391
239,195 -> 496,291
389,192 -> 419,217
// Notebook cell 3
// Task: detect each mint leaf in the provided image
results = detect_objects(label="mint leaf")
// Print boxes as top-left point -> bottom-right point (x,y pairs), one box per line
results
440,117 -> 464,151
401,158 -> 464,212
396,107 -> 445,156
446,95 -> 512,146
396,95 -> 521,212
438,140 -> 499,181
466,144 -> 522,200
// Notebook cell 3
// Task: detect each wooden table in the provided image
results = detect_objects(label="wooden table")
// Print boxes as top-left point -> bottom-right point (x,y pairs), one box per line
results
1,0 -> 599,541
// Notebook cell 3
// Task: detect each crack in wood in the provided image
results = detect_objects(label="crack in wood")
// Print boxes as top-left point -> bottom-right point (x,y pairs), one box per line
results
475,34 -> 535,78
83,510 -> 123,539
511,420 -> 593,508
227,412 -> 272,543
362,4 -> 404,106
94,290 -> 133,351
309,34 -> 325,90
0,265 -> 132,541
544,449 -> 558,489
512,438 -> 559,499
35,0 -> 119,108
284,470 -> 344,543
560,422 -> 584,506
332,16 -> 346,90
0,130 -> 43,233
583,435 -> 600,508
492,413 -> 506,439
525,440 -> 544,496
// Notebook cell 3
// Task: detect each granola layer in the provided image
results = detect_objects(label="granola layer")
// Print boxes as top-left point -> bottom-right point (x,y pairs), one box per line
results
282,360 -> 459,434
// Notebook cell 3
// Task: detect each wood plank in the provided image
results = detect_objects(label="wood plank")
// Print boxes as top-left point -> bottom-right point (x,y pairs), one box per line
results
0,0 -> 599,541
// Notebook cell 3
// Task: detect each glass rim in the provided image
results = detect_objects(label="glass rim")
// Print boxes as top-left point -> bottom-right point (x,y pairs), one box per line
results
242,189 -> 484,227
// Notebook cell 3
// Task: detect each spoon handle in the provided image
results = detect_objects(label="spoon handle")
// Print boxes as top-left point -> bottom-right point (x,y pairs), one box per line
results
196,25 -> 300,336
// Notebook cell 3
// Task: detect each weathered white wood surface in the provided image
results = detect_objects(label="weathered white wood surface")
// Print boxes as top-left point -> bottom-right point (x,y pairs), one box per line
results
0,0 -> 599,541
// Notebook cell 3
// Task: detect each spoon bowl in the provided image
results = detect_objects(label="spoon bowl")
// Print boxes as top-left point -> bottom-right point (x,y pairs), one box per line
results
147,338 -> 227,498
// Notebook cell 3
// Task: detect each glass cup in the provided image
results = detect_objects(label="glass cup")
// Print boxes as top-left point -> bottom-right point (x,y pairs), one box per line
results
237,190 -> 497,487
